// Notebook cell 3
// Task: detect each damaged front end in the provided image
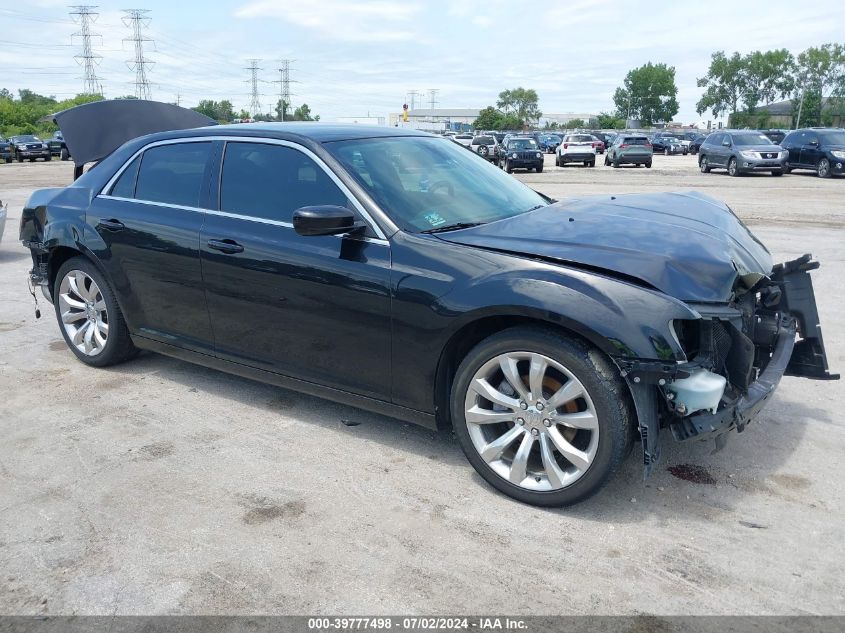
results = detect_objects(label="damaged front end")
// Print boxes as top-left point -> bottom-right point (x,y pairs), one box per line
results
621,254 -> 838,475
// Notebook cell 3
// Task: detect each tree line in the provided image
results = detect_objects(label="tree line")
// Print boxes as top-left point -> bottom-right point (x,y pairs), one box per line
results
0,90 -> 320,138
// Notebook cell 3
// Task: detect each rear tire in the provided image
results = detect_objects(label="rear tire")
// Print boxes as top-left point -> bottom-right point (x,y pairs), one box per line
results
645,161 -> 652,168
44,154 -> 51,161
54,257 -> 138,368
450,326 -> 632,507
783,163 -> 792,174
612,157 -> 619,168
587,160 -> 595,167
604,155 -> 610,166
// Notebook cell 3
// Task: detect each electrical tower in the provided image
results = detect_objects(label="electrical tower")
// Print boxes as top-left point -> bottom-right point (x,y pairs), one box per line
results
407,90 -> 419,111
428,89 -> 440,111
273,59 -> 295,121
122,9 -> 154,100
246,59 -> 262,117
69,5 -> 103,95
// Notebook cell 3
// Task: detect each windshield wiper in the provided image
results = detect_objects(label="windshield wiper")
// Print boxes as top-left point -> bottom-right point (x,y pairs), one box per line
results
420,222 -> 485,234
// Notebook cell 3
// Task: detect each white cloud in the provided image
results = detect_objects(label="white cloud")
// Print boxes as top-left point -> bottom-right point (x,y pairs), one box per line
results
234,1 -> 423,42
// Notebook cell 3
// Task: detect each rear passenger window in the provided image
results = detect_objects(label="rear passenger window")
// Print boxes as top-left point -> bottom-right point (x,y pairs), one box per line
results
220,142 -> 350,223
109,155 -> 141,198
135,142 -> 211,208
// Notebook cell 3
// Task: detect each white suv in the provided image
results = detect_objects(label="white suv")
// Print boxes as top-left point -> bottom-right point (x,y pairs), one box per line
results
555,134 -> 597,167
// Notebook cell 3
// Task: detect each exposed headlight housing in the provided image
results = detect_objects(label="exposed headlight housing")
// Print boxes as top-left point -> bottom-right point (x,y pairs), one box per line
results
511,153 -> 517,159
536,152 -> 542,158
831,150 -> 845,159
17,144 -> 27,149
739,150 -> 757,159
780,150 -> 789,158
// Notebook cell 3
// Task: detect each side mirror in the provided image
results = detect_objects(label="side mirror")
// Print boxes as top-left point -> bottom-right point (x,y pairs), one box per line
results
293,205 -> 363,237
809,139 -> 819,146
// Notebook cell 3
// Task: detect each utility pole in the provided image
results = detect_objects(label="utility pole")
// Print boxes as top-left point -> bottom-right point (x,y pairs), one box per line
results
122,9 -> 154,100
428,88 -> 439,111
246,59 -> 262,117
795,82 -> 806,129
408,90 -> 419,111
175,92 -> 181,107
69,5 -> 103,95
273,59 -> 294,121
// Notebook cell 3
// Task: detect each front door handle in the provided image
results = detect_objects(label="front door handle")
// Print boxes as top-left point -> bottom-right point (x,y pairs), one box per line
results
97,218 -> 125,231
207,238 -> 244,254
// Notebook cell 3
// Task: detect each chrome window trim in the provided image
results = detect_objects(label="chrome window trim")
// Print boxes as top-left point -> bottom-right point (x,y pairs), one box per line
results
99,135 -> 388,240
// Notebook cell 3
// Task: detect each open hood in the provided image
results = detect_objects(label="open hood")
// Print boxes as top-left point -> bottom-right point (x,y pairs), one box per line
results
52,99 -> 216,175
438,191 -> 773,303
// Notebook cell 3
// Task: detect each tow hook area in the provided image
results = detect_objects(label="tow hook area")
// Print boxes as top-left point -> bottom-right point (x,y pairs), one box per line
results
616,360 -> 686,479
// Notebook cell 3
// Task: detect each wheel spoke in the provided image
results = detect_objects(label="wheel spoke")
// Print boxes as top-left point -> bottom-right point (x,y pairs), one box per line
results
499,356 -> 529,402
61,310 -> 86,324
539,433 -> 566,488
548,426 -> 591,472
480,425 -> 524,463
93,299 -> 106,313
60,294 -> 85,310
547,379 -> 584,410
466,405 -> 515,425
509,433 -> 534,484
83,321 -> 95,353
72,321 -> 89,346
471,378 -> 520,411
555,410 -> 598,430
528,354 -> 547,401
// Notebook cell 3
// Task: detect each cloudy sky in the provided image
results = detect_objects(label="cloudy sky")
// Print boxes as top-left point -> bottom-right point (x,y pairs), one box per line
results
1,0 -> 843,124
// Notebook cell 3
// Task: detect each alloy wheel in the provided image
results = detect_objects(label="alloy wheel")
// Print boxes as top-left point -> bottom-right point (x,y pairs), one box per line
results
58,270 -> 109,357
818,158 -> 830,178
463,351 -> 600,491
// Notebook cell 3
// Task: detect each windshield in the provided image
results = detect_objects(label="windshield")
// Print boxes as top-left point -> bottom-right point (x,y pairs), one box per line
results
509,138 -> 537,149
733,134 -> 773,146
567,135 -> 593,143
820,131 -> 845,145
474,136 -> 494,145
326,137 -> 546,232
14,135 -> 40,142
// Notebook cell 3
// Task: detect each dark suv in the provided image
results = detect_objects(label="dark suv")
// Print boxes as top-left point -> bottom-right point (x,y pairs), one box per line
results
781,128 -> 845,178
698,130 -> 786,176
498,136 -> 544,173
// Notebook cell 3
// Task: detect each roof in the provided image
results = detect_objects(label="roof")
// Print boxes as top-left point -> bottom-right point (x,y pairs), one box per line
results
758,97 -> 838,116
210,121 -> 431,142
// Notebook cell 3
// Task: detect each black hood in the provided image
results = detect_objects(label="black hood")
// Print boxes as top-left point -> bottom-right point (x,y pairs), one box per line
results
438,191 -> 773,302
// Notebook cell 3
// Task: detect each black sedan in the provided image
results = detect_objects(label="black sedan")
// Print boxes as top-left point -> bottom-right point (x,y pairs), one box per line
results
651,135 -> 687,155
20,101 -> 837,507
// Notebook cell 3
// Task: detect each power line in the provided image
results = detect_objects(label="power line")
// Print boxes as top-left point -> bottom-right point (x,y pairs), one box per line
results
69,5 -> 103,95
245,59 -> 262,117
122,9 -> 154,100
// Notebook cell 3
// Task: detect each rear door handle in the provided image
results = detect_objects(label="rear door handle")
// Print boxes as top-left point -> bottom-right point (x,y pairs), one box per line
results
207,238 -> 244,254
97,218 -> 125,231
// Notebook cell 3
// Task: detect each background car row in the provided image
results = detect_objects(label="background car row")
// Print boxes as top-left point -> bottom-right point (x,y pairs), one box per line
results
0,131 -> 70,163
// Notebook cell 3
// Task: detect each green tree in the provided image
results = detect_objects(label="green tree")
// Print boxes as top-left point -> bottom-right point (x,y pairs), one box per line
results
474,106 -> 502,130
793,43 -> 845,127
613,62 -> 678,126
292,103 -> 319,121
275,98 -> 289,121
496,87 -> 541,126
192,99 -> 235,122
596,111 -> 624,129
564,118 -> 586,129
743,49 -> 796,110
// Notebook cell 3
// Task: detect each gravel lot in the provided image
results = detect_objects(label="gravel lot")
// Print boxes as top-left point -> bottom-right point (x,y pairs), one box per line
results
1,155 -> 843,615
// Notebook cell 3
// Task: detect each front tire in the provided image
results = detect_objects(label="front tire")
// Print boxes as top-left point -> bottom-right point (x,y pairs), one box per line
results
54,257 -> 137,367
536,165 -> 543,173
60,147 -> 70,161
450,326 -> 632,507
728,157 -> 740,176
505,161 -> 513,174
700,156 -> 711,173
817,158 -> 831,178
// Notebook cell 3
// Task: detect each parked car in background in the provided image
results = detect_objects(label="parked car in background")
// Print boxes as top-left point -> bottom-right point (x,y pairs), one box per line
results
589,131 -> 612,152
556,133 -> 596,167
651,135 -> 687,155
605,135 -> 653,168
47,131 -> 71,160
0,137 -> 12,163
589,135 -> 605,154
453,134 -> 474,148
688,134 -> 708,155
781,128 -> 845,178
499,136 -> 544,172
538,134 -> 562,153
8,135 -> 51,162
698,130 -> 787,176
760,129 -> 787,145
469,135 -> 500,162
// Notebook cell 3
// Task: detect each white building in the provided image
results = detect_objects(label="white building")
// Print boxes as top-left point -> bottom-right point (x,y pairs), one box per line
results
388,108 -> 481,130
335,116 -> 386,126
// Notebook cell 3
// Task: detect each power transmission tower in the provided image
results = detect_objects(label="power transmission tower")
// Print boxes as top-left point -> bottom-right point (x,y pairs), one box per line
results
428,89 -> 440,111
407,90 -> 419,111
122,9 -> 154,100
69,5 -> 103,95
273,59 -> 295,121
245,59 -> 262,117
